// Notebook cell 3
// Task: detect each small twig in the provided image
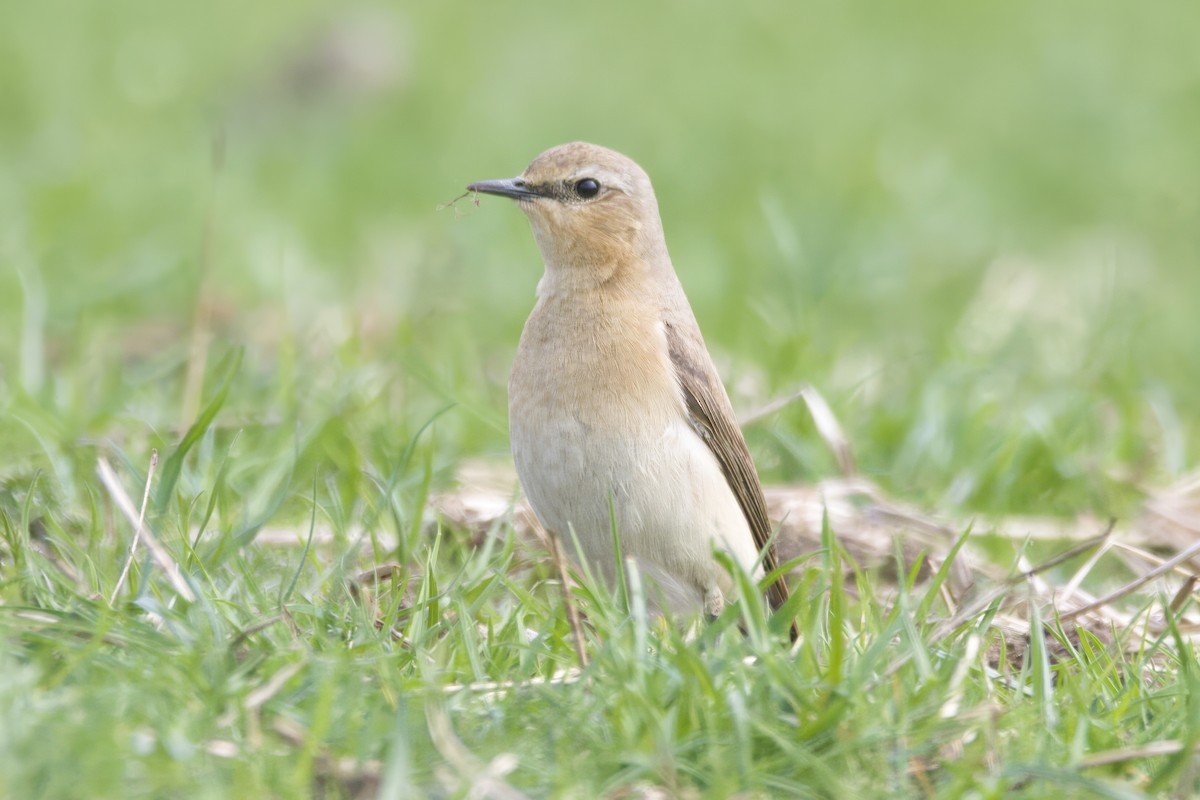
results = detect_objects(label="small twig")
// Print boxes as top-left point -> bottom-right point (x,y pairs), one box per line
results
738,386 -> 809,427
1169,575 -> 1198,613
229,615 -> 285,648
867,524 -> 1118,685
109,450 -> 159,604
1078,739 -> 1191,768
1060,535 -> 1115,604
1060,534 -> 1200,623
740,384 -> 855,476
437,190 -> 479,217
98,456 -> 196,603
541,521 -> 589,668
799,385 -> 856,477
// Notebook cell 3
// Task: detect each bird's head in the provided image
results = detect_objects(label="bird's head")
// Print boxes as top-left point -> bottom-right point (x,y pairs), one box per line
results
468,142 -> 668,279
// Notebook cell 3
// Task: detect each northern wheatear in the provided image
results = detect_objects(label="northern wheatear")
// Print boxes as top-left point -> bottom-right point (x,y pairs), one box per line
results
469,142 -> 796,640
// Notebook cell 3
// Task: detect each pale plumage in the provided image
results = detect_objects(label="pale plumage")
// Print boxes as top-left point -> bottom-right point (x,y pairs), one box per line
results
469,142 -> 796,638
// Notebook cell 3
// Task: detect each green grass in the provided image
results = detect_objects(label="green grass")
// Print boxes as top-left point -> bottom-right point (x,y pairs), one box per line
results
3,0 -> 1200,796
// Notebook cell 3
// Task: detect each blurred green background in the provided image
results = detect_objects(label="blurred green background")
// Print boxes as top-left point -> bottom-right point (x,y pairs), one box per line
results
2,0 -> 1198,519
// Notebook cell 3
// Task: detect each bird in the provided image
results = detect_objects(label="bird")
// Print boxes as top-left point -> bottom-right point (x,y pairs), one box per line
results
468,142 -> 797,640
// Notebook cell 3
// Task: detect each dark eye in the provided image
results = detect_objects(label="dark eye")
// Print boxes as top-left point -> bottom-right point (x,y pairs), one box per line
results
575,178 -> 601,199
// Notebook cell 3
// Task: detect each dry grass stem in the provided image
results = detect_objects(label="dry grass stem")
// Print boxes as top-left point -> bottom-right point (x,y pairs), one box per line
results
110,449 -> 158,603
739,384 -> 856,477
543,521 -> 589,668
1078,739 -> 1193,769
1058,536 -> 1200,623
799,385 -> 856,477
97,455 -> 196,603
437,189 -> 480,217
441,669 -> 584,701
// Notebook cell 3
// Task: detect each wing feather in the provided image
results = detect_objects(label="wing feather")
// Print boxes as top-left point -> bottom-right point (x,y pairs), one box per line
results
664,320 -> 798,640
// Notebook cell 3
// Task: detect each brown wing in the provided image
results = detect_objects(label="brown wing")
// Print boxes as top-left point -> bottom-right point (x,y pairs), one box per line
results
664,320 -> 799,641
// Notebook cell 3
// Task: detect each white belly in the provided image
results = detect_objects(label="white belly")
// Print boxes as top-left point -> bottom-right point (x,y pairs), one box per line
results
510,398 -> 760,616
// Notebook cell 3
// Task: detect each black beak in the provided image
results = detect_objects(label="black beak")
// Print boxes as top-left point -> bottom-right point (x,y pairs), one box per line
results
466,177 -> 541,200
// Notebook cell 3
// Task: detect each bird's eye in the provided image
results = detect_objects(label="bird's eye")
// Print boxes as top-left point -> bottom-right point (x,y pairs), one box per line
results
575,178 -> 601,199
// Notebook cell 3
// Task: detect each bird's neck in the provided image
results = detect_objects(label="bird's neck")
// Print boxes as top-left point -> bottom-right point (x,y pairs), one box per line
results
528,211 -> 671,297
534,232 -> 674,296
535,251 -> 676,305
